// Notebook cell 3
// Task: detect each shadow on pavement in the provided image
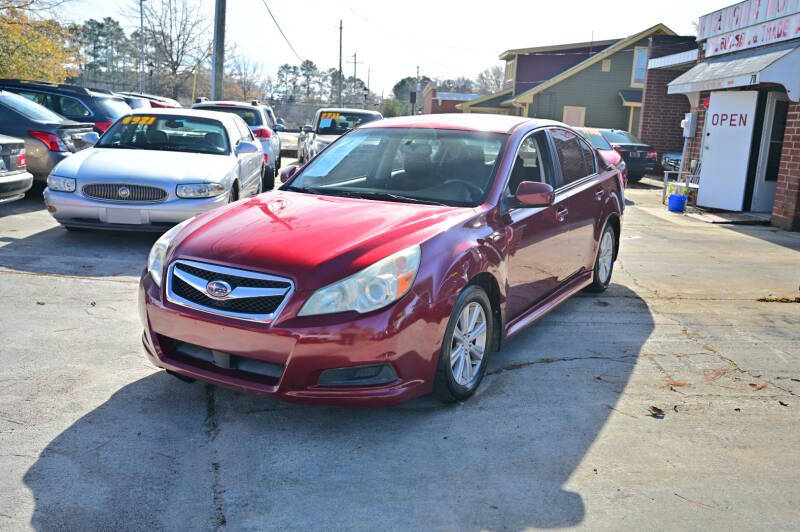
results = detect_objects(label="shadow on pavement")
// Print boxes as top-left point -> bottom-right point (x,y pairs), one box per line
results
719,223 -> 800,252
23,285 -> 653,530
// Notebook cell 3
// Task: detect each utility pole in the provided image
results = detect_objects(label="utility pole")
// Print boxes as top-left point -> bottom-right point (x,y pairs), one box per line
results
211,0 -> 226,100
139,0 -> 145,93
338,20 -> 343,107
414,65 -> 420,115
346,52 -> 363,106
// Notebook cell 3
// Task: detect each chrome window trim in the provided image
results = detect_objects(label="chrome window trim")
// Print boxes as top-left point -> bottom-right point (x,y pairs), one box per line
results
165,259 -> 295,323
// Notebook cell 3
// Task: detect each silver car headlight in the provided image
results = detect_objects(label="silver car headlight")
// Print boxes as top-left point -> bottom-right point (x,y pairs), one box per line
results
47,175 -> 76,192
147,218 -> 193,287
298,245 -> 421,316
176,183 -> 226,198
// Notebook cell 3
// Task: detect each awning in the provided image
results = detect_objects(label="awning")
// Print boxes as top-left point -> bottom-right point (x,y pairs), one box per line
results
618,89 -> 643,105
668,47 -> 800,101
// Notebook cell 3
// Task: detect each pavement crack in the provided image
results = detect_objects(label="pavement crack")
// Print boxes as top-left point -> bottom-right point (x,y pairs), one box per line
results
204,384 -> 226,530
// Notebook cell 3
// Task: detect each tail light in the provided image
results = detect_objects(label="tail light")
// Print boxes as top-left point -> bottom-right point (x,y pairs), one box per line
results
28,130 -> 68,152
17,150 -> 26,168
94,121 -> 112,133
263,153 -> 269,164
253,128 -> 271,139
612,145 -> 623,156
647,150 -> 657,159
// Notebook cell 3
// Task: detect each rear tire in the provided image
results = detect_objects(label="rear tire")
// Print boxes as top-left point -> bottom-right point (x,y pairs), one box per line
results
433,285 -> 493,403
586,223 -> 616,293
229,181 -> 239,203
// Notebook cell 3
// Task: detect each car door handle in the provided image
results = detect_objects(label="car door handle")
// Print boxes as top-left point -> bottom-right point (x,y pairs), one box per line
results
595,188 -> 604,201
556,206 -> 568,222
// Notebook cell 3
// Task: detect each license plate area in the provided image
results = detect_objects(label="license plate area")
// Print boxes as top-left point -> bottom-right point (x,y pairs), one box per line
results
106,208 -> 144,224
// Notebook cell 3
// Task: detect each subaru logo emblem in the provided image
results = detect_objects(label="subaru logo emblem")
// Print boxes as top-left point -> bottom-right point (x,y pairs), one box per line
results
118,186 -> 130,198
206,280 -> 232,299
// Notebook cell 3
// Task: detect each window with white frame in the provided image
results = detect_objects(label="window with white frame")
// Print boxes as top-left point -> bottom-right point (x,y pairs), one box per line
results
631,47 -> 648,87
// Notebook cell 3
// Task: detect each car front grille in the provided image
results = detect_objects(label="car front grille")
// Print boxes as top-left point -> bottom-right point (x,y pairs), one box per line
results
82,183 -> 168,202
166,259 -> 294,322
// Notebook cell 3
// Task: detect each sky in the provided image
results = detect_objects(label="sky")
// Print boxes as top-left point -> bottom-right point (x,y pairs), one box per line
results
62,0 -> 726,95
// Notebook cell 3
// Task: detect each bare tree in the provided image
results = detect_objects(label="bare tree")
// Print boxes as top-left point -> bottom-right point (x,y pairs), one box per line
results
475,66 -> 504,94
230,54 -> 264,101
137,0 -> 211,99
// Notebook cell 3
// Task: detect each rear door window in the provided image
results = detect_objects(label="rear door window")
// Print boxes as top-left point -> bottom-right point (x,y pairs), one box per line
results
56,95 -> 92,119
578,138 -> 597,175
95,98 -> 131,120
550,128 -> 590,185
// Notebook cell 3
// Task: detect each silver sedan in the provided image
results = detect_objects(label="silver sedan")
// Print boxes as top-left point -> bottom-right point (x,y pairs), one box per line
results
43,109 -> 264,231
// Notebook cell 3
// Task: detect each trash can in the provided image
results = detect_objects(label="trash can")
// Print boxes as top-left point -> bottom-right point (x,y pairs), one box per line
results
667,194 -> 687,213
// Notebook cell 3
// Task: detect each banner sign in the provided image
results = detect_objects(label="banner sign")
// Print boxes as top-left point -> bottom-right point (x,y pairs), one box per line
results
698,0 -> 800,40
705,11 -> 800,56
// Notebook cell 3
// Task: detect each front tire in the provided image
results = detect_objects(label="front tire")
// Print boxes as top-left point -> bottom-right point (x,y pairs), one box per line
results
586,223 -> 616,293
433,285 -> 493,403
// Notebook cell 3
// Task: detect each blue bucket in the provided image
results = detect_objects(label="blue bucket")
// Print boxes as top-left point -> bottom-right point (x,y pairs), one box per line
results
668,194 -> 687,213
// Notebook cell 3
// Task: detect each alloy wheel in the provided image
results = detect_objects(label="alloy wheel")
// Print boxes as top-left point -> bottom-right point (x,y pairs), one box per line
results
598,230 -> 614,284
450,302 -> 487,386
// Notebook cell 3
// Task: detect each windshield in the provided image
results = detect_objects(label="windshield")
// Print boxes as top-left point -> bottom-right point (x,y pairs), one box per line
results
199,106 -> 263,127
96,98 -> 132,119
0,90 -> 64,122
286,127 -> 507,207
577,128 -> 612,150
602,130 -> 643,145
316,111 -> 381,135
97,114 -> 230,155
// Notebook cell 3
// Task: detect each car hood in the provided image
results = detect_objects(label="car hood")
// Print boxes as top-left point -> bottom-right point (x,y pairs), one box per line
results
171,190 -> 476,290
52,148 -> 233,183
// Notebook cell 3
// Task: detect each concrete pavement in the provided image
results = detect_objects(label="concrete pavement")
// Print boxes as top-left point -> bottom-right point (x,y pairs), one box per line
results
0,177 -> 798,530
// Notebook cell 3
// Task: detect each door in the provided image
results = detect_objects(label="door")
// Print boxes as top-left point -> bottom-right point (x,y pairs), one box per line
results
502,130 -> 569,320
549,128 -> 602,275
751,92 -> 788,213
698,91 -> 758,211
233,118 -> 260,193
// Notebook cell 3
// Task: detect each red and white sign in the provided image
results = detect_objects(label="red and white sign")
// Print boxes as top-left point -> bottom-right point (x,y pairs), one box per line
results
698,0 -> 800,40
706,11 -> 800,56
698,91 -> 759,211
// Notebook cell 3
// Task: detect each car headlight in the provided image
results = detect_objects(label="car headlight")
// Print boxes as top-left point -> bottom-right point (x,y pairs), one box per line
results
147,218 -> 193,287
298,245 -> 421,316
176,183 -> 226,198
47,175 -> 76,192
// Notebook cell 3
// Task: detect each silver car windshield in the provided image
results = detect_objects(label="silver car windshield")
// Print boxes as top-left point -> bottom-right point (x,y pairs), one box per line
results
97,115 -> 231,155
286,128 -> 507,207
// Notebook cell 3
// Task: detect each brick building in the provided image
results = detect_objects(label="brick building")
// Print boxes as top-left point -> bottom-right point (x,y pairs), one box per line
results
638,35 -> 698,156
667,1 -> 800,231
422,83 -> 479,114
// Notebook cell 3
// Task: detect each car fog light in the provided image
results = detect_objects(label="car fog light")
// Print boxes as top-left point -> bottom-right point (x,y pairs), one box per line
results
317,364 -> 398,387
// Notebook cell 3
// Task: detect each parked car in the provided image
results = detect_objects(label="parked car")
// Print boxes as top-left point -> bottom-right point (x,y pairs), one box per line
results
117,91 -> 182,109
139,114 -> 624,406
297,108 -> 382,164
0,90 -> 94,183
0,79 -> 131,134
115,93 -> 151,109
661,151 -> 682,173
0,134 -> 33,204
43,109 -> 264,231
575,127 -> 628,187
192,100 -> 281,189
277,128 -> 300,157
592,129 -> 657,182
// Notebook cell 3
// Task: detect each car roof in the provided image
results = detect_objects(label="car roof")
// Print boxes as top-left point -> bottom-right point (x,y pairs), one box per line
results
358,113 -> 559,134
193,100 -> 262,109
316,107 -> 381,114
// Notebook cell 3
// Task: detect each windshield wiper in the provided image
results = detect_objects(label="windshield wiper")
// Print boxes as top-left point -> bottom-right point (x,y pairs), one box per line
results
354,191 -> 449,206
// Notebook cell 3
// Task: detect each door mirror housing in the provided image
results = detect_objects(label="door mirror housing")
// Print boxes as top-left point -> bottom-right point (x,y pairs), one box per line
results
81,131 -> 100,146
279,165 -> 299,183
301,124 -> 313,133
515,181 -> 554,207
234,140 -> 259,156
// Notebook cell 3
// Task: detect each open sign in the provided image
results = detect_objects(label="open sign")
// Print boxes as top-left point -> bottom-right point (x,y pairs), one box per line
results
710,112 -> 749,127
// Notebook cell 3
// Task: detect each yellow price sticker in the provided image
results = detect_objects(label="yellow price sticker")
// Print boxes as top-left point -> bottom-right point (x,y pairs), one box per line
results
123,116 -> 156,125
321,112 -> 341,120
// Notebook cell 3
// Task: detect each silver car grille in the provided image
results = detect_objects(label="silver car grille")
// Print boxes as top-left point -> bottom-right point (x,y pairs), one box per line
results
82,183 -> 168,202
166,259 -> 294,322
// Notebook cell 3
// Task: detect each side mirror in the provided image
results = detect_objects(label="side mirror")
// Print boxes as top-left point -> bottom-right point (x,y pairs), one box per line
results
81,131 -> 100,146
234,140 -> 259,156
301,124 -> 313,133
515,181 -> 554,207
275,124 -> 285,132
279,165 -> 299,184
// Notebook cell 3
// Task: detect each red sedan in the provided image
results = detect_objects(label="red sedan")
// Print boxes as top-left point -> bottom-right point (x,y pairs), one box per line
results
139,114 -> 624,406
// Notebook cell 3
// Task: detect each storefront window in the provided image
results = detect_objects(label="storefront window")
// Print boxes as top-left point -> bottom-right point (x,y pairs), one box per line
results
766,100 -> 789,182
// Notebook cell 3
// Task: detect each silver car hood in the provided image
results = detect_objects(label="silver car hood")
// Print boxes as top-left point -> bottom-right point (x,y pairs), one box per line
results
52,148 -> 234,183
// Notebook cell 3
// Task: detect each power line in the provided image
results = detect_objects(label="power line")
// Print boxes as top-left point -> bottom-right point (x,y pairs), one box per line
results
259,0 -> 303,62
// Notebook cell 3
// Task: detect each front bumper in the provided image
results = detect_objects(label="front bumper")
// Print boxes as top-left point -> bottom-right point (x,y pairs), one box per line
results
138,271 -> 443,406
43,188 -> 230,231
0,171 -> 33,203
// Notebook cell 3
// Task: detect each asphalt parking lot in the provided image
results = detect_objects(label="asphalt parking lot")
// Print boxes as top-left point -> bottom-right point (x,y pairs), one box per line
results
1,175 -> 799,530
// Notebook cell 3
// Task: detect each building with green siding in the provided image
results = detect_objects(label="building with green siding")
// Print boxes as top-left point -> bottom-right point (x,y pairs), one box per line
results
459,24 -> 674,133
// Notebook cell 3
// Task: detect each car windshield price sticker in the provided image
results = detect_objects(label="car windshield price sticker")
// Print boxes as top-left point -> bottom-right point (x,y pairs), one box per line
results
121,116 -> 157,125
320,112 -> 341,120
